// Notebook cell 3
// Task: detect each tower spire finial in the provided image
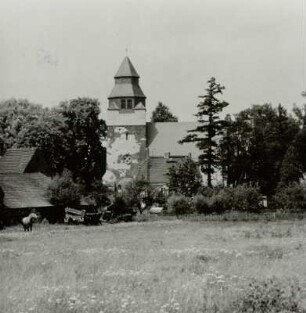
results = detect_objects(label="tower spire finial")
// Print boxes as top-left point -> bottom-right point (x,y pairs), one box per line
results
125,48 -> 128,56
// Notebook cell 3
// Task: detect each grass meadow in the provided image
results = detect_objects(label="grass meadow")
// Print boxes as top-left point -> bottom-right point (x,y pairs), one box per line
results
0,217 -> 305,313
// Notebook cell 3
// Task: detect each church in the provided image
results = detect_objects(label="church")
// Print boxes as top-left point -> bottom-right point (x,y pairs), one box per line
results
103,57 -> 200,189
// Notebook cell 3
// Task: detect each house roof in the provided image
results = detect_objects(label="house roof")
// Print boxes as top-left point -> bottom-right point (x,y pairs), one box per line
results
149,156 -> 185,186
147,122 -> 201,159
0,173 -> 53,209
114,57 -> 140,78
0,148 -> 37,174
108,83 -> 146,99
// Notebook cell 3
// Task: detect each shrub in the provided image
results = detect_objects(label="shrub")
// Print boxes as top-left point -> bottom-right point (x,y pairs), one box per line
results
209,189 -> 230,213
197,186 -> 214,197
195,186 -> 258,214
229,278 -> 303,313
111,197 -> 129,217
82,179 -> 110,209
167,157 -> 202,196
167,194 -> 192,215
273,182 -> 306,212
193,195 -> 211,214
228,184 -> 262,212
122,180 -> 154,212
47,169 -> 81,207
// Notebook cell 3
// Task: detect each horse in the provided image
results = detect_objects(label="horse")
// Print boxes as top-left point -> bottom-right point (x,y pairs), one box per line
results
21,213 -> 38,232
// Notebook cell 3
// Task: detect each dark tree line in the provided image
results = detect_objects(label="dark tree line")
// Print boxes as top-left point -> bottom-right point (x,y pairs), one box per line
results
219,104 -> 304,195
179,78 -> 306,196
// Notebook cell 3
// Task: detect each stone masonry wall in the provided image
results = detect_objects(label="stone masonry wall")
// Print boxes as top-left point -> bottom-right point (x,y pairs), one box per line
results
103,125 -> 148,186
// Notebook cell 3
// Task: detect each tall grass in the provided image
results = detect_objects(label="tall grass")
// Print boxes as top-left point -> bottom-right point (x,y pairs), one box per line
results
0,219 -> 305,313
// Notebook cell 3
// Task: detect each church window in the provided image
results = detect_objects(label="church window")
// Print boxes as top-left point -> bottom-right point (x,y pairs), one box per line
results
120,99 -> 126,109
127,99 -> 133,109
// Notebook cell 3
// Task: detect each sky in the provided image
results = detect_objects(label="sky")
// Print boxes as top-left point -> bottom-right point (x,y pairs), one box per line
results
0,0 -> 305,121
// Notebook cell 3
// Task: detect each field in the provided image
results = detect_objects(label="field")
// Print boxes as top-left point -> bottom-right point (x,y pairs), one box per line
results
0,218 -> 305,313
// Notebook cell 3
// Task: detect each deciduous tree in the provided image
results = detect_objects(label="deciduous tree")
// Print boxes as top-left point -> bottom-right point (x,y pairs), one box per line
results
58,97 -> 107,189
151,102 -> 178,122
219,104 -> 301,195
0,98 -> 47,155
167,157 -> 202,196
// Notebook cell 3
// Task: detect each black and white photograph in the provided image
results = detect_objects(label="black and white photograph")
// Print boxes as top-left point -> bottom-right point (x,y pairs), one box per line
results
0,0 -> 305,312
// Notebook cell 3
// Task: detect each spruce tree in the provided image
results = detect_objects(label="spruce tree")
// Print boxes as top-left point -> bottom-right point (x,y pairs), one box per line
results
179,77 -> 229,187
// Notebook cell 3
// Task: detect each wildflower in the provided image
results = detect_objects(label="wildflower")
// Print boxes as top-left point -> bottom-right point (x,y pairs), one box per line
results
235,252 -> 242,258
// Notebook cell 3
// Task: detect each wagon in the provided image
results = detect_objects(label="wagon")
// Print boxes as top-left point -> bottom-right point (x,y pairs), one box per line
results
102,203 -> 136,223
83,212 -> 102,225
64,207 -> 102,225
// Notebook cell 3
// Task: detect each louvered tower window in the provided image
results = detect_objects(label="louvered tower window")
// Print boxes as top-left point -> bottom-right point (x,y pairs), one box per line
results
120,99 -> 126,109
127,99 -> 133,109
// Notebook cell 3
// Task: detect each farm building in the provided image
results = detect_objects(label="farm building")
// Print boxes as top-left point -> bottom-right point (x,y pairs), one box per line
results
0,148 -> 55,222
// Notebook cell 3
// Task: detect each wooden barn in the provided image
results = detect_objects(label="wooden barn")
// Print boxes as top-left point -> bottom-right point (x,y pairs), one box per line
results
0,148 -> 56,223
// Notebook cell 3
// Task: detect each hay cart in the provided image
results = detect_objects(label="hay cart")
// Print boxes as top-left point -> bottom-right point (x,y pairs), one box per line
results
64,207 -> 102,225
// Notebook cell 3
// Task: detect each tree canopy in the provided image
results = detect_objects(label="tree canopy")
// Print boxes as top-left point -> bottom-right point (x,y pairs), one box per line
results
219,104 -> 302,195
0,98 -> 48,155
151,102 -> 178,122
57,98 -> 107,189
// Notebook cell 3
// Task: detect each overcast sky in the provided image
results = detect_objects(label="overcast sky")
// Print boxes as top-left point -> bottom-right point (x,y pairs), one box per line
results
0,0 -> 305,121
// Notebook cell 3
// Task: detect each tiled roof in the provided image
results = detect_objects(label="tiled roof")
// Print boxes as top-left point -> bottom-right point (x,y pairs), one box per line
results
108,83 -> 146,99
114,57 -> 140,78
147,122 -> 201,159
0,173 -> 53,209
149,156 -> 185,186
0,148 -> 37,174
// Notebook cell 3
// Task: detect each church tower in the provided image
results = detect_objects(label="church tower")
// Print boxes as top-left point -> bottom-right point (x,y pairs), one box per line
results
103,57 -> 148,186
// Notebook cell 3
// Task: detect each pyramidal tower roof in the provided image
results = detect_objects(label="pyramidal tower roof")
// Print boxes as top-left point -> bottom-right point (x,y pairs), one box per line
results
114,56 -> 140,78
109,56 -> 146,99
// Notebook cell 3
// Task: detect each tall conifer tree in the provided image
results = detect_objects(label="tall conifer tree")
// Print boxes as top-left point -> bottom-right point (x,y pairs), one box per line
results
179,77 -> 229,187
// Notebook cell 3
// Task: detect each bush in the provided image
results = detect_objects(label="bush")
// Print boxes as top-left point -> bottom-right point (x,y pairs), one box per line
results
197,186 -> 214,197
167,194 -> 192,215
82,179 -> 110,208
273,182 -> 306,212
209,189 -> 230,213
195,186 -> 261,214
193,195 -> 211,214
227,184 -> 262,212
122,180 -> 154,212
229,278 -> 303,313
167,157 -> 202,196
47,170 -> 81,207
